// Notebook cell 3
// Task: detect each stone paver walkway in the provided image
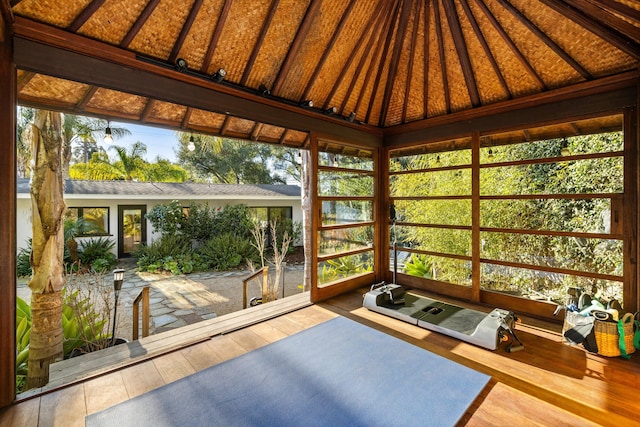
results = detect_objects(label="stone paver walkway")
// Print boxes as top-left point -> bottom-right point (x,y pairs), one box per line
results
17,260 -> 305,340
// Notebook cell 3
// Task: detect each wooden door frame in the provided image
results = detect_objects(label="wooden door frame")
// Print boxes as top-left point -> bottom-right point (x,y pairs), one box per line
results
117,205 -> 147,259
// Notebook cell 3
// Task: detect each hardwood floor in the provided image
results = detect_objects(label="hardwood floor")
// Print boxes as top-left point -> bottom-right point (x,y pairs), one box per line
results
1,288 -> 639,426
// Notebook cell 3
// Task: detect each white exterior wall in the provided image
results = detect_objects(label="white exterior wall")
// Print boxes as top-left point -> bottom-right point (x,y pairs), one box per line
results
16,195 -> 303,255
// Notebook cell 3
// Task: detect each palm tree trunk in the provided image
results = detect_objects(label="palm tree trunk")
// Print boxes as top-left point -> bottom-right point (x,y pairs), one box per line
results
26,110 -> 66,389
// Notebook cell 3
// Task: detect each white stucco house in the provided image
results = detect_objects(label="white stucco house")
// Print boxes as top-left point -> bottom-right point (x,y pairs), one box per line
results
17,179 -> 302,258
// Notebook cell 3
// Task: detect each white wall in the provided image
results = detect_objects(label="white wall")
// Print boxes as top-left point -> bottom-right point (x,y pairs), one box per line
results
16,196 -> 303,255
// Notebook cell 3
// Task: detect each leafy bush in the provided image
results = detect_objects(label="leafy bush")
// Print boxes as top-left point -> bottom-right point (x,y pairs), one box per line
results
16,239 -> 32,278
135,235 -> 204,274
403,255 -> 433,278
198,233 -> 258,270
146,200 -> 185,237
78,236 -> 117,272
16,274 -> 113,393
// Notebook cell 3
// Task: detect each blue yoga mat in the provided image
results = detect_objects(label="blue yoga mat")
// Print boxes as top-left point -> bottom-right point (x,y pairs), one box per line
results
86,317 -> 490,427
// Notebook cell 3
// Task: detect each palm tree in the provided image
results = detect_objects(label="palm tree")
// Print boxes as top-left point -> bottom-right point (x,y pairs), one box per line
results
25,109 -> 66,389
16,107 -> 34,178
64,115 -> 131,178
107,141 -> 149,180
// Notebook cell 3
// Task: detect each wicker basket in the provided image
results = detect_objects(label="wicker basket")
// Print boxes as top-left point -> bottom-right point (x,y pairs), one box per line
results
594,313 -> 636,357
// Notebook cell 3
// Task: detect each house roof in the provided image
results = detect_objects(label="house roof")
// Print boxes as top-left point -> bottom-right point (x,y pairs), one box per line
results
16,178 -> 301,200
8,0 -> 639,149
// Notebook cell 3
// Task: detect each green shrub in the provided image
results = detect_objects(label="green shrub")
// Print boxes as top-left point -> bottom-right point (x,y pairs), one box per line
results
135,235 -> 203,274
78,236 -> 117,272
198,233 -> 258,270
16,239 -> 32,278
403,255 -> 433,278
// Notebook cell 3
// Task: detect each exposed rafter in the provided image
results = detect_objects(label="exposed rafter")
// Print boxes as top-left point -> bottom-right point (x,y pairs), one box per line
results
68,0 -> 105,33
201,0 -> 233,73
271,0 -> 321,96
168,0 -> 204,64
240,0 -> 280,86
120,0 -> 161,48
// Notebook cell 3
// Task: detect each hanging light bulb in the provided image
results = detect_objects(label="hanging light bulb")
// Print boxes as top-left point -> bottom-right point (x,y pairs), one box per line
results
103,122 -> 113,144
187,135 -> 195,151
487,148 -> 494,159
560,138 -> 570,156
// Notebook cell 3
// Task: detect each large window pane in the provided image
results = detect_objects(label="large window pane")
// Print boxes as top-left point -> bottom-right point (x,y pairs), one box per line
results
319,226 -> 373,256
480,198 -> 615,233
318,251 -> 374,286
322,200 -> 373,225
390,169 -> 471,197
480,263 -> 623,304
400,253 -> 471,287
394,199 -> 471,226
390,147 -> 471,172
395,225 -> 471,257
318,171 -> 373,197
480,231 -> 623,276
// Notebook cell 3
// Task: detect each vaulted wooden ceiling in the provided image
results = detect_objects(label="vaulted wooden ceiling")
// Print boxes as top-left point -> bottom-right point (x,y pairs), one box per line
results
7,0 -> 640,149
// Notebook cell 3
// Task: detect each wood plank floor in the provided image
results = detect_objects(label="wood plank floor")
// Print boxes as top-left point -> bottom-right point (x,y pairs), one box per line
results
2,288 -> 639,426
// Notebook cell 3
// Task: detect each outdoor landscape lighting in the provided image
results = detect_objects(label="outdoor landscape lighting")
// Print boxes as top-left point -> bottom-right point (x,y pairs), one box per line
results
111,268 -> 125,346
211,68 -> 226,82
103,123 -> 113,144
188,135 -> 195,151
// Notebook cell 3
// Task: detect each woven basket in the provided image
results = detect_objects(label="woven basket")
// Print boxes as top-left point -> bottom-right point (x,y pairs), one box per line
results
594,314 -> 636,357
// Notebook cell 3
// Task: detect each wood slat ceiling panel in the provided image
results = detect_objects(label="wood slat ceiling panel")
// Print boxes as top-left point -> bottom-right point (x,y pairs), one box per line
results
77,0 -> 149,45
173,0 -> 224,71
9,0 -> 640,139
128,0 -> 195,60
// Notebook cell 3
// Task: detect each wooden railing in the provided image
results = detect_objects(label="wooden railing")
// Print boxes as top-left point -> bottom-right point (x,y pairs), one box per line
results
242,267 -> 268,309
132,286 -> 150,340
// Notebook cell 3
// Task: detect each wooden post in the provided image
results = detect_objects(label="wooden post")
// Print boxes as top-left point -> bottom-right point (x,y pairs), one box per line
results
262,266 -> 269,301
133,287 -> 150,340
0,4 -> 16,407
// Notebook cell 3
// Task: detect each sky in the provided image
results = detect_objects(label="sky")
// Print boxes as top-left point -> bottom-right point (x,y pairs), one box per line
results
109,122 -> 179,162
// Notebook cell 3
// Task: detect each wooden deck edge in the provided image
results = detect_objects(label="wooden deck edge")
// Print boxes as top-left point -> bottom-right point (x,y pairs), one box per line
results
18,292 -> 312,400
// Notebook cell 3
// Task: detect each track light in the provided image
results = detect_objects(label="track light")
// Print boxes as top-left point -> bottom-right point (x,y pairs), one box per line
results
104,122 -> 113,144
257,84 -> 271,97
324,106 -> 337,115
175,58 -> 188,72
211,68 -> 226,82
561,138 -> 570,156
300,99 -> 313,108
347,112 -> 356,122
187,135 -> 195,152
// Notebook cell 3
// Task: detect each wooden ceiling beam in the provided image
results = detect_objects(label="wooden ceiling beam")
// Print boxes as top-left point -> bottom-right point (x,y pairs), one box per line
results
497,0 -> 592,80
572,0 -> 640,43
68,0 -> 106,32
120,0 -> 161,48
459,0 -> 512,99
366,0 -> 402,124
168,0 -> 204,64
250,122 -> 263,141
433,0 -> 451,114
271,0 -> 321,96
539,0 -> 640,60
240,0 -> 280,86
380,0 -> 414,125
423,0 -> 431,118
181,107 -> 193,128
473,0 -> 546,90
303,0 -> 357,107
402,0 -> 423,123
140,99 -> 155,122
335,3 -> 389,115
442,0 -> 481,107
201,0 -> 233,73
75,86 -> 98,110
13,35 -> 381,146
16,70 -> 34,91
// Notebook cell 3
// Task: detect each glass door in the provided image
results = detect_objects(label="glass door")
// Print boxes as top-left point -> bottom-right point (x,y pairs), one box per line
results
118,205 -> 146,258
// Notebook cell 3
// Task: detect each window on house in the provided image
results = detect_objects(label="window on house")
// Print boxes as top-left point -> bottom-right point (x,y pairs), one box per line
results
65,207 -> 109,236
